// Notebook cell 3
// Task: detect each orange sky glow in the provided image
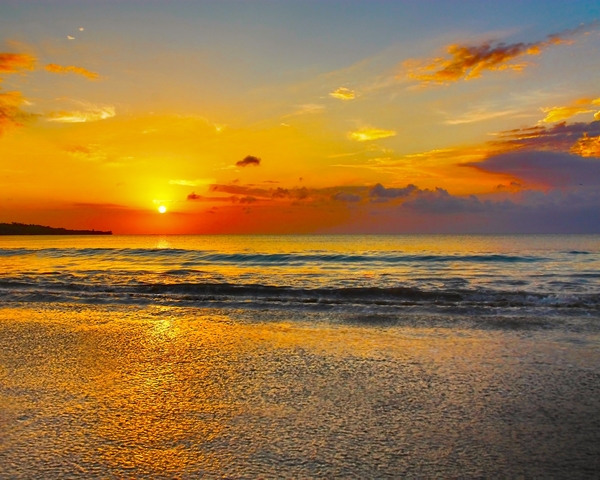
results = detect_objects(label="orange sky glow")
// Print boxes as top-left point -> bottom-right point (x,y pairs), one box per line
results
1,1 -> 599,233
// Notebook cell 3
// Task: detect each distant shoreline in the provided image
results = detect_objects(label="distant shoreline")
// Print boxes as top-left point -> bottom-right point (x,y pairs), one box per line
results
0,223 -> 112,235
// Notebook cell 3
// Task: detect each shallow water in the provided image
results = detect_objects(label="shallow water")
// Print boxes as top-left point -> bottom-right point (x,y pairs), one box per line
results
1,304 -> 600,478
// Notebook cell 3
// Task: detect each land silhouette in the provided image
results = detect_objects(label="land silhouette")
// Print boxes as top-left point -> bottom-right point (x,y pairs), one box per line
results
0,223 -> 112,235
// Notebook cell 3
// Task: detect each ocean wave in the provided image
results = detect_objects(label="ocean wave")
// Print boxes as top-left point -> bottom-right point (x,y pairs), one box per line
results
0,247 -> 547,265
1,278 -> 599,312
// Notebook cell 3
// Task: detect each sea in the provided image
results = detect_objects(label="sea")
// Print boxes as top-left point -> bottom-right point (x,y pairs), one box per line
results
1,234 -> 599,478
1,234 -> 600,319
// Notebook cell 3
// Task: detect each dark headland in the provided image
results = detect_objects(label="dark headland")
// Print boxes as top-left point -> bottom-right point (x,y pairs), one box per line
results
0,223 -> 112,235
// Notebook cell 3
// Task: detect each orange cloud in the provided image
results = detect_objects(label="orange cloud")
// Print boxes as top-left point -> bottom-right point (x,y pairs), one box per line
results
44,63 -> 99,80
404,25 -> 590,85
0,53 -> 35,76
541,97 -> 600,123
0,53 -> 37,135
570,133 -> 600,158
0,91 -> 35,135
490,121 -> 600,154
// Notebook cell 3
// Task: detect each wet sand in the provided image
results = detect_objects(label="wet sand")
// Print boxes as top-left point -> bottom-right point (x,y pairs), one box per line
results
1,304 -> 599,478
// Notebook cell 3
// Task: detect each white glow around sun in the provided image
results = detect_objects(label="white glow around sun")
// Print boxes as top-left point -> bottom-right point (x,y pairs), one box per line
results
158,205 -> 167,214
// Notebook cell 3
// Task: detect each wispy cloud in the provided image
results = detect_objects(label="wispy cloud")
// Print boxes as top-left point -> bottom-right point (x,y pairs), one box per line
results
284,103 -> 326,118
348,127 -> 397,142
444,107 -> 518,125
0,53 -> 35,75
404,24 -> 593,86
329,87 -> 356,100
46,102 -> 115,123
44,63 -> 99,80
0,91 -> 35,134
169,178 -> 216,187
0,53 -> 37,135
65,144 -> 107,162
541,97 -> 600,123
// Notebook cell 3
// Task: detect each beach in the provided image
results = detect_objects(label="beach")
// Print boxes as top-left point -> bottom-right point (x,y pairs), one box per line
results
2,302 -> 599,478
1,234 -> 600,477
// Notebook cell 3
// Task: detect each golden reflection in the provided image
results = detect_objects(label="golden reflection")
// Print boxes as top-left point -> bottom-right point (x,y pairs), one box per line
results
154,236 -> 172,249
2,305 -> 599,477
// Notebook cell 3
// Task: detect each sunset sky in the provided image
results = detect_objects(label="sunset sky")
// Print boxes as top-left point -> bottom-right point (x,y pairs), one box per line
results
1,0 -> 599,233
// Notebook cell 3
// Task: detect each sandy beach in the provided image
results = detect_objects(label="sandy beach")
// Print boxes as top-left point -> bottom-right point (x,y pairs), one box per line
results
1,303 -> 599,478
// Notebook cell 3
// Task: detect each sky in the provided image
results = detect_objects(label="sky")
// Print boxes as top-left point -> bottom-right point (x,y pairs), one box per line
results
0,0 -> 599,234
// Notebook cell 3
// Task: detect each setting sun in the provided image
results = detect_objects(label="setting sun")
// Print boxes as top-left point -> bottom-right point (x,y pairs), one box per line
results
158,205 -> 167,214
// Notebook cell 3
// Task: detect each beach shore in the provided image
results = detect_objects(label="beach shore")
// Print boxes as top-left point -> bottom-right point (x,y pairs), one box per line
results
1,303 -> 599,478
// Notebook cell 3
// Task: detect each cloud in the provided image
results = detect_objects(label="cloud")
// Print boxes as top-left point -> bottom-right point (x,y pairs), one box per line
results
0,53 -> 37,135
46,103 -> 115,123
404,24 -> 592,85
331,191 -> 361,202
187,192 -> 249,203
0,53 -> 35,75
348,127 -> 397,142
0,91 -> 35,134
402,188 -> 493,214
570,133 -> 600,157
65,144 -> 107,162
288,103 -> 326,117
541,97 -> 600,123
444,107 -> 518,125
489,120 -> 600,154
169,178 -> 216,187
236,155 -> 261,167
329,87 -> 356,100
208,183 -> 369,203
369,183 -> 417,199
44,63 -> 99,80
465,150 -> 600,188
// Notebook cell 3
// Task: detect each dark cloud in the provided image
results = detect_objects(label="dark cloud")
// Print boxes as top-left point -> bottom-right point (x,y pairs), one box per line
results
369,183 -> 417,199
489,121 -> 600,154
187,191 -> 242,202
196,181 -> 600,232
465,150 -> 600,188
210,184 -> 270,197
272,187 -> 290,199
236,155 -> 261,167
402,188 -> 498,214
331,192 -> 361,202
206,183 -> 369,204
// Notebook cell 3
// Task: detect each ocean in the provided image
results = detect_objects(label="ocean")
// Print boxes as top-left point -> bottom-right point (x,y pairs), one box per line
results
2,234 -> 600,317
1,235 -> 599,477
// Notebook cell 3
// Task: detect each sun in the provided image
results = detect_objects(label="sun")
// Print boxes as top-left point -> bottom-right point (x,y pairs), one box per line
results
158,205 -> 167,214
